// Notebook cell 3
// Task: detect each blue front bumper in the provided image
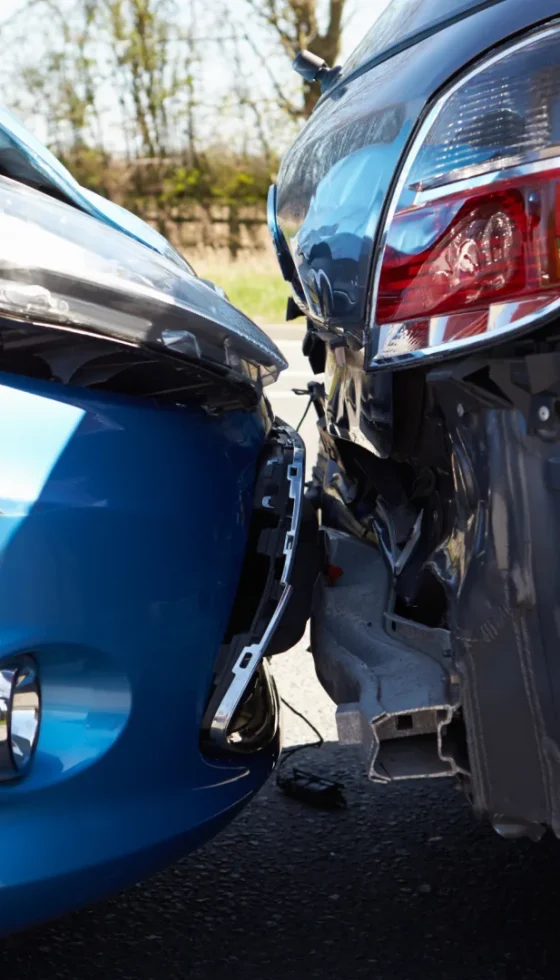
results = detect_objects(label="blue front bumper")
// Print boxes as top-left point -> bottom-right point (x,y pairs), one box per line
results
0,374 -> 278,933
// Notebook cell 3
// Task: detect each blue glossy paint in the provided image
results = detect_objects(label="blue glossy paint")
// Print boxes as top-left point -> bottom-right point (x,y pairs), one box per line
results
0,385 -> 85,549
0,105 -> 190,265
0,374 -> 276,933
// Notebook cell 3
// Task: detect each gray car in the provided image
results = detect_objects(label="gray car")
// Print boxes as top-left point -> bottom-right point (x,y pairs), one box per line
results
269,0 -> 560,842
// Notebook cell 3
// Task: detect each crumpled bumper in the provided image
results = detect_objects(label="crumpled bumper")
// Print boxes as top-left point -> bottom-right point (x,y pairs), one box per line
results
202,420 -> 318,755
0,373 -> 278,933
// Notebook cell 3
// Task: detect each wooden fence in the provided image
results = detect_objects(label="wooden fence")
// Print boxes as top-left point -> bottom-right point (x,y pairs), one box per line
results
146,205 -> 269,258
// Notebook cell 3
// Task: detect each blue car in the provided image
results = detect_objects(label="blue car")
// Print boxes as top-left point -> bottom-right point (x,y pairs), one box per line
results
0,110 -> 316,933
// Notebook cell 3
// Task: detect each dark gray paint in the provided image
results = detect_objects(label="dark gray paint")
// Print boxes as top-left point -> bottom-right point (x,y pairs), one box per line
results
276,0 -> 560,331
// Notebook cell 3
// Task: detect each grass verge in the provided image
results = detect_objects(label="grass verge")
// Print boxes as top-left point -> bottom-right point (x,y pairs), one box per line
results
193,248 -> 289,324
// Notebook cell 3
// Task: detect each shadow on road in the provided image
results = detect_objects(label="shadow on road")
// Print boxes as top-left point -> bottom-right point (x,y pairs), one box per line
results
2,742 -> 560,979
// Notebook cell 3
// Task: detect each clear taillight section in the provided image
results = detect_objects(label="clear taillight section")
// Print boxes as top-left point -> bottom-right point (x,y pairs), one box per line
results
371,25 -> 560,367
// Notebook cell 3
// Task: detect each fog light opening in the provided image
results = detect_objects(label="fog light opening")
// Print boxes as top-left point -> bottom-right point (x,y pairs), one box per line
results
0,655 -> 41,781
226,662 -> 279,753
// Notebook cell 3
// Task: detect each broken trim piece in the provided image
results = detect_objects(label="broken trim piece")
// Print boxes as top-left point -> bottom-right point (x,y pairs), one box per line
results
203,422 -> 306,752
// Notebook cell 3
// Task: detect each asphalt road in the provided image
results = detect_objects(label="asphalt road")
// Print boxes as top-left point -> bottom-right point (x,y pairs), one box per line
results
2,326 -> 560,979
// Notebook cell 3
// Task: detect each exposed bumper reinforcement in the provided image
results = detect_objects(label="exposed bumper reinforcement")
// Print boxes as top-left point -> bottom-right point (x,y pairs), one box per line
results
311,528 -> 467,782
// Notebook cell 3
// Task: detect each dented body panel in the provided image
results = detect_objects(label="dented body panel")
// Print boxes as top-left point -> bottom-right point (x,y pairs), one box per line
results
276,0 -> 558,333
273,0 -> 560,839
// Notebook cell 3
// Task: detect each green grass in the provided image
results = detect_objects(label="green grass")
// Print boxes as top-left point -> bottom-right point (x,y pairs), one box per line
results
194,249 -> 289,324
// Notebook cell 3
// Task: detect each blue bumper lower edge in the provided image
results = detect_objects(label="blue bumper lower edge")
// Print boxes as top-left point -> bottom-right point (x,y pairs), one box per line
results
0,744 -> 277,935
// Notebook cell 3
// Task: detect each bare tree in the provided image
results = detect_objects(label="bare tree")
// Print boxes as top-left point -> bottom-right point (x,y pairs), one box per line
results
242,0 -> 348,117
97,0 -> 185,159
0,0 -> 340,252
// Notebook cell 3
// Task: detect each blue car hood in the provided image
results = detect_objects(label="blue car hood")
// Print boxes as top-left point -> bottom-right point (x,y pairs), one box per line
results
0,106 -> 188,268
0,110 -> 287,394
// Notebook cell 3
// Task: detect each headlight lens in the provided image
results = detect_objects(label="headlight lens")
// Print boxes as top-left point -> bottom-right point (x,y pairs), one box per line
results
0,176 -> 286,390
370,24 -> 560,368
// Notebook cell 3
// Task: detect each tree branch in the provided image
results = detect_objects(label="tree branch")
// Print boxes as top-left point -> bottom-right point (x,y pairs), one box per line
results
240,26 -> 303,119
240,0 -> 348,116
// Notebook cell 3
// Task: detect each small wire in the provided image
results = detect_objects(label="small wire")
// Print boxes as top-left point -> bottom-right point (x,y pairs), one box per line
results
276,697 -> 347,808
278,695 -> 324,765
293,391 -> 313,432
281,696 -> 324,744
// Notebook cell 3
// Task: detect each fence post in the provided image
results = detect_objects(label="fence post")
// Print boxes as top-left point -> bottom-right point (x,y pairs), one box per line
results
228,204 -> 241,260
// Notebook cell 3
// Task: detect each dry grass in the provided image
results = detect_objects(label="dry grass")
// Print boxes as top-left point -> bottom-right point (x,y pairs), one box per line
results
190,245 -> 289,324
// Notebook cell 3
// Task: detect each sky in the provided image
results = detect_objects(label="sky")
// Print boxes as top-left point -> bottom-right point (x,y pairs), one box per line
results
342,0 -> 393,59
0,0 -> 392,151
1,0 -> 389,62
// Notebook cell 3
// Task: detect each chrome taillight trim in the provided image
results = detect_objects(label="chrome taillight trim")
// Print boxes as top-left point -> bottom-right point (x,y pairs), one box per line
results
367,21 -> 560,372
207,423 -> 305,750
412,152 -> 560,206
370,297 -> 560,371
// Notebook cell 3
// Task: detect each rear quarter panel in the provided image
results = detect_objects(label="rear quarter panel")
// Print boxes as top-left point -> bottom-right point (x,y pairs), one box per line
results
277,0 -> 560,331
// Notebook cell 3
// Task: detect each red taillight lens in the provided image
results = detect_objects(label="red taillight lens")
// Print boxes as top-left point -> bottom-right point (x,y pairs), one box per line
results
376,172 -> 560,326
371,26 -> 560,367
377,184 -> 533,324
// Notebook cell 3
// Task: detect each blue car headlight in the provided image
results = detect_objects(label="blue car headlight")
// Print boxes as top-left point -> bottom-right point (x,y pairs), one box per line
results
0,175 -> 286,393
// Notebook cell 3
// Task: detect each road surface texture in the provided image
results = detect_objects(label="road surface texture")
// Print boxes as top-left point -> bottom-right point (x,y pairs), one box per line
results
2,325 -> 560,979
